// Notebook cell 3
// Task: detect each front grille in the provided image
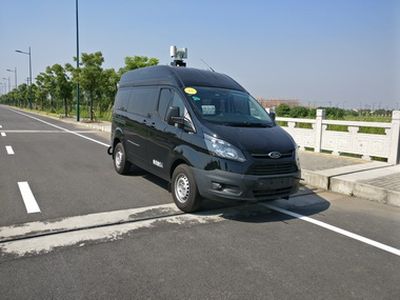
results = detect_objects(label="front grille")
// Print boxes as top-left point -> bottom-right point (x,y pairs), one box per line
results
253,187 -> 293,198
247,162 -> 298,176
247,162 -> 297,176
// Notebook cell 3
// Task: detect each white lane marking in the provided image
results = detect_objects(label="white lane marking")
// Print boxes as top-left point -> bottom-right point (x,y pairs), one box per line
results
1,130 -> 97,133
261,203 -> 400,257
5,145 -> 15,155
10,110 -> 109,147
0,125 -> 2,128
1,132 -> 5,137
17,182 -> 41,214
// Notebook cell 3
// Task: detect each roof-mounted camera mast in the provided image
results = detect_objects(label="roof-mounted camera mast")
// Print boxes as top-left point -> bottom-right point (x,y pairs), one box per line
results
170,46 -> 187,67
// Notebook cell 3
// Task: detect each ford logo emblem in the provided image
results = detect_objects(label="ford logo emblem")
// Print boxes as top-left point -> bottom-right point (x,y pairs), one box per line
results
268,151 -> 281,159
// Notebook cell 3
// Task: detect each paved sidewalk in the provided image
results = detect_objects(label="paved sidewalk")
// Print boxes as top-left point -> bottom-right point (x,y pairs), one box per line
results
299,151 -> 400,207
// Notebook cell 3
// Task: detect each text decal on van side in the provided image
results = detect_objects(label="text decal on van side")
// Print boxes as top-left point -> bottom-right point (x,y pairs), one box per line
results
152,159 -> 164,168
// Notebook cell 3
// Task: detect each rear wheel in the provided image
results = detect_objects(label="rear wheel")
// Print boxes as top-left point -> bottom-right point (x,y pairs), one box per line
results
172,164 -> 201,212
113,142 -> 131,175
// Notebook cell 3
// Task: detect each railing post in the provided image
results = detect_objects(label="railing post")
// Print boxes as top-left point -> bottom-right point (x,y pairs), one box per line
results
388,110 -> 400,164
314,109 -> 325,153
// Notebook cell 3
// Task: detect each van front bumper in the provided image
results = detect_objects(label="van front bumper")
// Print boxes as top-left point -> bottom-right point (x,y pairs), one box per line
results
192,167 -> 300,202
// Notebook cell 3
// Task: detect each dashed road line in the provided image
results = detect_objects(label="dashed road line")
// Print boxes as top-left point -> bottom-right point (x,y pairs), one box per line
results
0,125 -> 2,128
17,182 -> 41,214
11,109 -> 109,147
5,146 -> 14,155
0,132 -> 5,137
1,130 -> 97,133
261,203 -> 400,257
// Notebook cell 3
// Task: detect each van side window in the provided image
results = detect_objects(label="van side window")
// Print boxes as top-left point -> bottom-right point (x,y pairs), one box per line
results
158,89 -> 185,119
127,86 -> 158,116
158,88 -> 173,119
170,92 -> 185,118
158,88 -> 194,131
114,88 -> 130,112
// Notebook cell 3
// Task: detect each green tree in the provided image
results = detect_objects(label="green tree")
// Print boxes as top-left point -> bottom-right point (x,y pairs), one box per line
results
67,51 -> 105,121
35,74 -> 49,110
50,64 -> 73,117
289,106 -> 309,118
36,68 -> 57,111
275,104 -> 291,117
325,107 -> 345,119
119,56 -> 159,75
17,83 -> 30,108
307,108 -> 316,118
100,68 -> 119,115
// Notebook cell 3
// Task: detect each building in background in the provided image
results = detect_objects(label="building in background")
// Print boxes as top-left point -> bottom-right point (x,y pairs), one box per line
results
256,98 -> 301,110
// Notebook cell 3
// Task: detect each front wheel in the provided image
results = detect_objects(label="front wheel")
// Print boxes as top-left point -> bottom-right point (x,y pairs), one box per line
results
171,164 -> 201,212
113,142 -> 131,175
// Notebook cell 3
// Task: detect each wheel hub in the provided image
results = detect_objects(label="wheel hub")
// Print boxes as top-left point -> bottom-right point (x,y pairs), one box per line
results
175,174 -> 190,203
115,149 -> 123,168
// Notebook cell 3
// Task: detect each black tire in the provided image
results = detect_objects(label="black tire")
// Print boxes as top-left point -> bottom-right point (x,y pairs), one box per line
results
171,164 -> 201,212
113,142 -> 131,175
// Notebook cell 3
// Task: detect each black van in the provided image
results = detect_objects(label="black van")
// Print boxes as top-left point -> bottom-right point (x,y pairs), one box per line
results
110,65 -> 300,212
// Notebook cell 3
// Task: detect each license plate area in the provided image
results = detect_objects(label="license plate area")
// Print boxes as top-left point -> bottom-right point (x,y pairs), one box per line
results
256,177 -> 293,189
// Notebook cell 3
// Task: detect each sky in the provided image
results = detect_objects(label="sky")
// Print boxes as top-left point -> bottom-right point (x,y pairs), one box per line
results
0,0 -> 399,109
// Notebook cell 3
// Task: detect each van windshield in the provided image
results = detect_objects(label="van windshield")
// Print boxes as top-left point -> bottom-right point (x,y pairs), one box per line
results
185,87 -> 273,127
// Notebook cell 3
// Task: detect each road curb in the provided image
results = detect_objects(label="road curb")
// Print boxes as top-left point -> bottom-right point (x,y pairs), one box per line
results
300,161 -> 390,189
301,163 -> 400,207
330,178 -> 400,207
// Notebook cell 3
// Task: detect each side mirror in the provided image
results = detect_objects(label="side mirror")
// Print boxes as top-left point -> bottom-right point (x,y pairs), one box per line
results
166,106 -> 182,126
269,111 -> 276,121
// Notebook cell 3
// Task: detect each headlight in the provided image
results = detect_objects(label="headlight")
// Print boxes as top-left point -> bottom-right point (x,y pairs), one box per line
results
294,144 -> 300,168
204,134 -> 246,162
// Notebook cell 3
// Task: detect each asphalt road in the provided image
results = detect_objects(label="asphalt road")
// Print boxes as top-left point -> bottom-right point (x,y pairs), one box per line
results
0,105 -> 399,299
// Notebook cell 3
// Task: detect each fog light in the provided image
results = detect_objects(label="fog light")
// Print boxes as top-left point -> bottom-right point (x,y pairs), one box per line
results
211,182 -> 223,190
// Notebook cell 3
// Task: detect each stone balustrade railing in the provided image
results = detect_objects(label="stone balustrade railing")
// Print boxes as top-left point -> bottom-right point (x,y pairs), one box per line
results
276,109 -> 400,164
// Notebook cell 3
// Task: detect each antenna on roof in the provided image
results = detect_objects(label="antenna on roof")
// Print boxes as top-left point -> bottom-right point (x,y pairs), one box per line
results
200,58 -> 215,72
170,46 -> 187,67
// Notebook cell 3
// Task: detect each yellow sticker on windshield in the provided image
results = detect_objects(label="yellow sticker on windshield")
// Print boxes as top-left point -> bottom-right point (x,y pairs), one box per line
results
184,87 -> 197,95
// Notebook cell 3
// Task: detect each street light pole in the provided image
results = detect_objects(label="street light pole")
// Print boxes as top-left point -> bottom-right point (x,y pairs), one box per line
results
76,0 -> 80,121
6,67 -> 17,89
29,47 -> 32,85
2,78 -> 10,93
2,79 -> 6,93
15,47 -> 33,109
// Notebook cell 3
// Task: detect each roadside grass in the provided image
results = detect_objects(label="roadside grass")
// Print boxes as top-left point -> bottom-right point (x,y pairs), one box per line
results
10,106 -> 112,123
